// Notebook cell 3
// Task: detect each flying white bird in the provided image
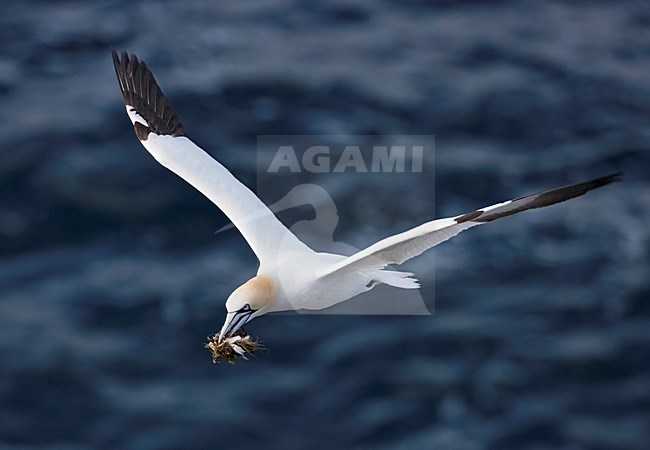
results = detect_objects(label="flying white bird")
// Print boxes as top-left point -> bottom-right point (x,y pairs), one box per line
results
112,50 -> 621,342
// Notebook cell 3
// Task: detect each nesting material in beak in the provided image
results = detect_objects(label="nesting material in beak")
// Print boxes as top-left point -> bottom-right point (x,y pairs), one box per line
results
205,330 -> 264,364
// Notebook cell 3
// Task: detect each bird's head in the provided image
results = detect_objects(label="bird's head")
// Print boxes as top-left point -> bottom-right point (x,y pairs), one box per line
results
218,275 -> 275,342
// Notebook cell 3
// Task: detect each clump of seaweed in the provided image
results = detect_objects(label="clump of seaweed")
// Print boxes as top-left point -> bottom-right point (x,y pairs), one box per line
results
204,330 -> 264,364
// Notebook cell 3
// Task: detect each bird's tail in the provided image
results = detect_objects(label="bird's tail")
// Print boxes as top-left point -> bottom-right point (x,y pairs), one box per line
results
370,269 -> 420,289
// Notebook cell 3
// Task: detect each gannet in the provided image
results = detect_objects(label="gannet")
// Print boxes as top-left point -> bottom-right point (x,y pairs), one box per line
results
112,50 -> 621,343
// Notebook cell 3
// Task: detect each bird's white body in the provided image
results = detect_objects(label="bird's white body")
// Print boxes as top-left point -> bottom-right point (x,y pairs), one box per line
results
112,50 -> 620,341
269,251 -> 366,312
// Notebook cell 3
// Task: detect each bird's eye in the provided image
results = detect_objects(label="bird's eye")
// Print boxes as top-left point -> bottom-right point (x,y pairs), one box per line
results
240,304 -> 251,312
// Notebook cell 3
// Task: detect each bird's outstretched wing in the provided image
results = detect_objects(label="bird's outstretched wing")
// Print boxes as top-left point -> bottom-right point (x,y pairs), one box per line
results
112,50 -> 308,262
320,173 -> 622,276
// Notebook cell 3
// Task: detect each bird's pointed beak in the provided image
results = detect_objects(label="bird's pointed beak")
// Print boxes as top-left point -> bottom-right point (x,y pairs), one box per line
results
218,310 -> 253,342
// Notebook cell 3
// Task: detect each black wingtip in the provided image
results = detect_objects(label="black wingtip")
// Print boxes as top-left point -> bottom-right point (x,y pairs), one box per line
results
581,171 -> 624,192
455,171 -> 623,224
111,49 -> 187,139
599,171 -> 624,185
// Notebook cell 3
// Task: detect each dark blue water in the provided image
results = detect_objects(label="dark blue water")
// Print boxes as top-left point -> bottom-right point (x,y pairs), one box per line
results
1,1 -> 649,448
